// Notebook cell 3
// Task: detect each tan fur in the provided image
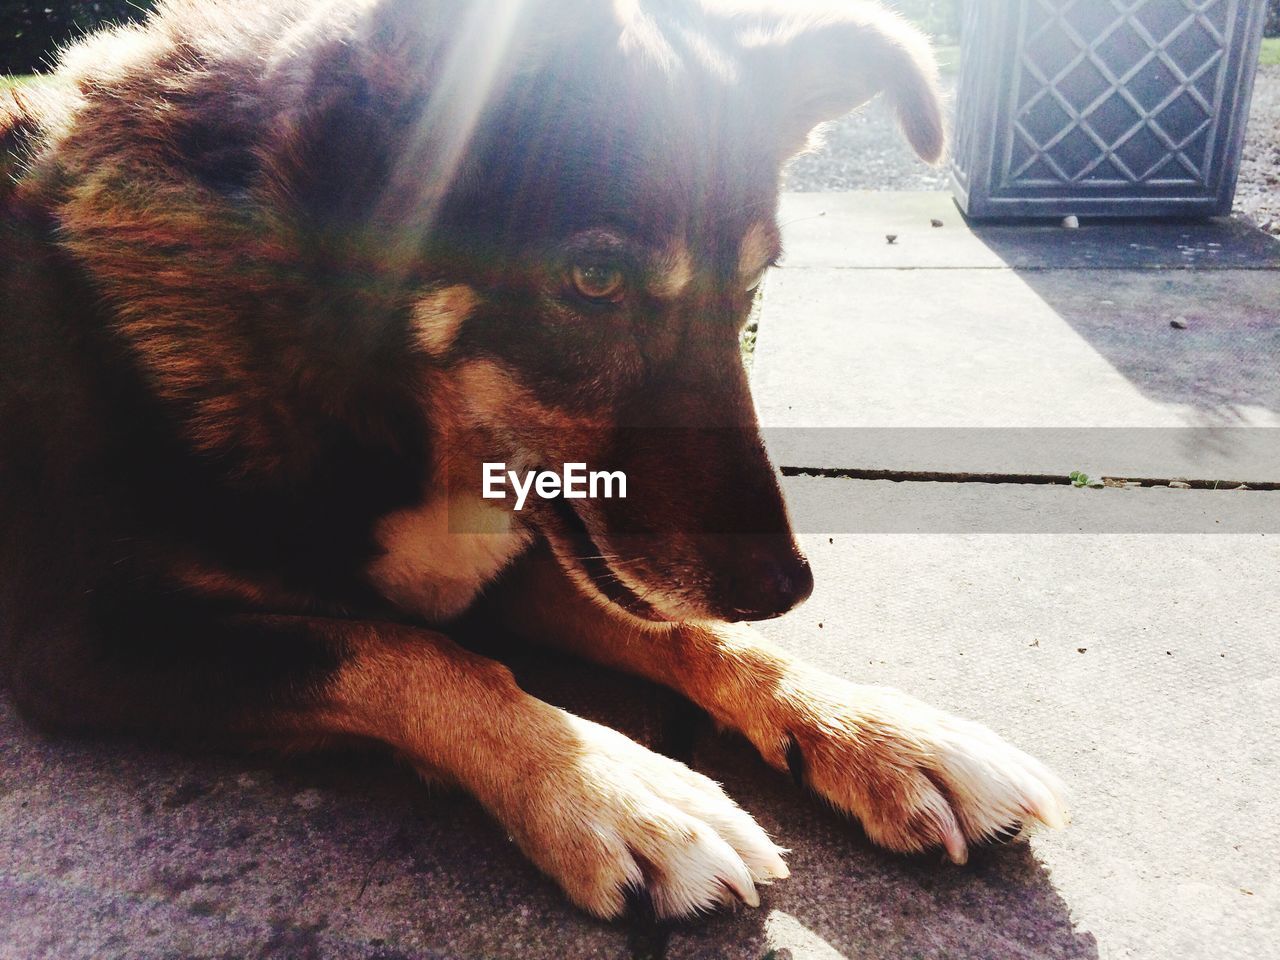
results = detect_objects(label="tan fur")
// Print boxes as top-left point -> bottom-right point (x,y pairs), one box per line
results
368,355 -> 556,620
451,359 -> 537,428
412,284 -> 479,357
648,239 -> 695,299
26,1 -> 403,481
450,358 -> 613,437
369,355 -> 608,621
167,558 -> 309,610
368,492 -> 531,620
318,623 -> 787,918
55,164 -> 316,477
737,220 -> 777,281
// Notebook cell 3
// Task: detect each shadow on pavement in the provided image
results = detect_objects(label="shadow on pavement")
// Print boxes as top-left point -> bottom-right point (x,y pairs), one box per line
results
970,220 -> 1280,425
659,734 -> 1098,960
2,650 -> 1099,960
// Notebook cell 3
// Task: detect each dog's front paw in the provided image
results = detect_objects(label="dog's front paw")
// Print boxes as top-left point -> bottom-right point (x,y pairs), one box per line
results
761,673 -> 1067,863
491,716 -> 788,920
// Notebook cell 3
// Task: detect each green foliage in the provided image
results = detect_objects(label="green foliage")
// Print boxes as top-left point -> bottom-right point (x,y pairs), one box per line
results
0,1 -> 156,75
886,0 -> 961,42
1262,38 -> 1280,67
1069,471 -> 1089,488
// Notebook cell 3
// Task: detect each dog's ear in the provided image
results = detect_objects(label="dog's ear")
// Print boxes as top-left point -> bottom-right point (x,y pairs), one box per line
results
731,2 -> 945,163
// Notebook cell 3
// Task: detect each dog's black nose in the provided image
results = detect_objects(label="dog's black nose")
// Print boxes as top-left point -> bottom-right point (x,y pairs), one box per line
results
725,542 -> 814,621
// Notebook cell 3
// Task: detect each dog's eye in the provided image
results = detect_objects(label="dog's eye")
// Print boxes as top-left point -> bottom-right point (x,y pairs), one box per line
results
570,264 -> 626,303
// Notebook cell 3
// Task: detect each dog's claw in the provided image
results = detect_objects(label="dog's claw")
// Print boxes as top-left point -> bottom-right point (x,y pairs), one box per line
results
721,871 -> 760,909
990,821 -> 1024,845
1022,779 -> 1070,830
941,821 -> 968,864
758,848 -> 790,882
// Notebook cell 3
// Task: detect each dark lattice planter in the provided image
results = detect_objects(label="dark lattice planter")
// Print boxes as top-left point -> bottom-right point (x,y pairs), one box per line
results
950,0 -> 1268,219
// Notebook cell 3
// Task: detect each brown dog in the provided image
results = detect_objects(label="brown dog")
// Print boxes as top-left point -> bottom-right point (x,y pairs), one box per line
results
0,0 -> 1065,919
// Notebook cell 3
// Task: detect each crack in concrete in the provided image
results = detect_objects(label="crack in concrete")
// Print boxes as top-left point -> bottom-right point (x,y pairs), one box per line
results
779,466 -> 1280,490
776,264 -> 1280,271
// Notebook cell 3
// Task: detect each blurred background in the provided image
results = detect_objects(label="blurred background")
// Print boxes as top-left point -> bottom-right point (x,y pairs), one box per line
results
2,1 -> 154,75
1,0 -> 1277,232
2,0 -> 1277,75
2,0 -> 964,76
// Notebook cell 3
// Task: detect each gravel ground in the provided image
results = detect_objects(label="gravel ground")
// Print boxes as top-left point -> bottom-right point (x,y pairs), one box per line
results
1236,65 -> 1280,235
784,68 -> 1280,237
782,79 -> 957,194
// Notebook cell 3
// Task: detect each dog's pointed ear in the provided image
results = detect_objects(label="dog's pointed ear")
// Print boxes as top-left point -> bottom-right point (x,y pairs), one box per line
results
733,3 -> 946,163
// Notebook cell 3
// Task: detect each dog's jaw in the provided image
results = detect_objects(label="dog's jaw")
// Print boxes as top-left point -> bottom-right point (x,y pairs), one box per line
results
534,496 -> 679,626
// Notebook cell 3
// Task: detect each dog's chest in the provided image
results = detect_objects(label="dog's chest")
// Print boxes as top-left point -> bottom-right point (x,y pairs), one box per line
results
366,494 -> 532,621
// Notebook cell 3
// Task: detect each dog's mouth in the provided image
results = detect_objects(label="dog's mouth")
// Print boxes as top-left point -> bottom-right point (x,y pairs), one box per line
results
541,495 -> 672,624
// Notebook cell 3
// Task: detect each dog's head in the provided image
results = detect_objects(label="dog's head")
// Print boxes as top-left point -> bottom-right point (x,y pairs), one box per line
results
72,0 -> 942,622
31,0 -> 938,623
374,0 -> 943,624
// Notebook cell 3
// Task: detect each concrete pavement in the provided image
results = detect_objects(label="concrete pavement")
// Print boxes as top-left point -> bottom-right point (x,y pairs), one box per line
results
753,193 -> 1280,481
670,509 -> 1280,959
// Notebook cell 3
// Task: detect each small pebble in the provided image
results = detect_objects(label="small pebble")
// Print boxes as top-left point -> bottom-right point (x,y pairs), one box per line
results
930,218 -> 944,228
1170,317 -> 1188,329
885,234 -> 898,245
1077,648 -> 1087,654
1168,480 -> 1191,489
1062,215 -> 1080,229
293,789 -> 326,810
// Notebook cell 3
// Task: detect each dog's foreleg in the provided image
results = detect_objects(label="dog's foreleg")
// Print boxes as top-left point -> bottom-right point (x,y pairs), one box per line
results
11,611 -> 784,919
491,551 -> 1068,863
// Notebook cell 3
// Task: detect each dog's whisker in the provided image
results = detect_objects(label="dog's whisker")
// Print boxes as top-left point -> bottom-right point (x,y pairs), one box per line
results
571,552 -> 650,573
